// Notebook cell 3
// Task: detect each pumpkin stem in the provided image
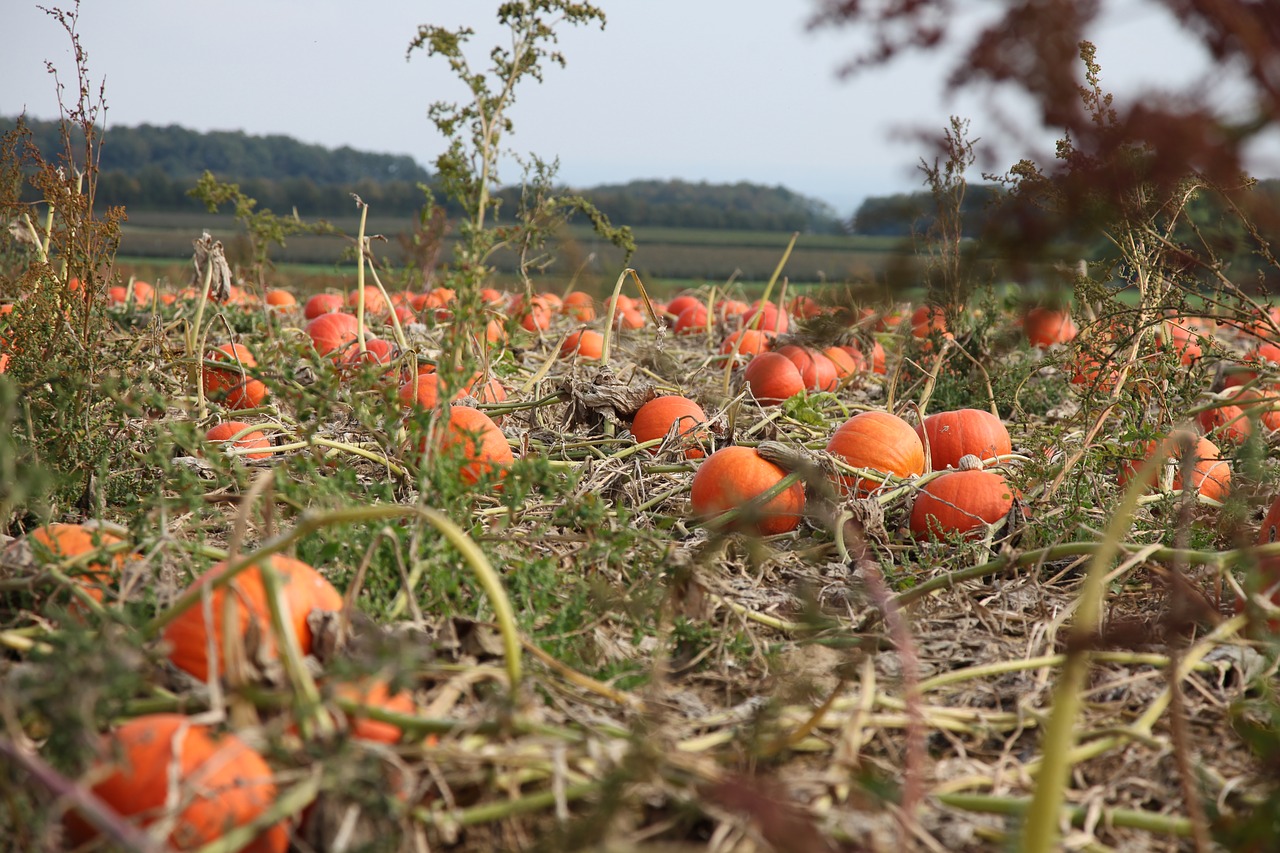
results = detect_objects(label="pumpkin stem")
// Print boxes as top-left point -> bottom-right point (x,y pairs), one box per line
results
957,454 -> 984,471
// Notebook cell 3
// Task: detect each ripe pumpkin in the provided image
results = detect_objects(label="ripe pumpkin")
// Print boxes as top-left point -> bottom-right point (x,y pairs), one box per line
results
12,523 -> 127,607
720,329 -> 771,359
203,343 -> 267,410
560,329 -> 604,360
306,311 -> 363,357
665,294 -> 702,319
916,408 -> 1012,471
340,337 -> 399,375
744,300 -> 788,334
264,288 -> 297,309
561,291 -> 596,322
910,305 -> 947,338
1022,307 -> 1077,347
823,346 -> 859,379
910,455 -> 1014,539
674,304 -> 710,335
776,345 -> 839,392
64,714 -> 286,852
631,395 -> 709,458
163,555 -> 344,682
689,445 -> 805,536
826,411 -> 925,496
303,292 -> 344,320
1229,385 -> 1280,433
517,296 -> 553,331
744,352 -> 805,405
429,405 -> 513,485
1197,392 -> 1253,444
348,285 -> 388,316
330,678 -> 419,745
205,421 -> 271,460
1119,432 -> 1231,501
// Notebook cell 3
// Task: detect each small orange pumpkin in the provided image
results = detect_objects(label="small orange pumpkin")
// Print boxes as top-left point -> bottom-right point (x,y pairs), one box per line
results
303,292 -> 344,320
744,351 -> 805,405
1022,307 -> 1077,347
1119,431 -> 1231,501
64,714 -> 287,852
776,345 -> 839,392
305,312 -> 363,358
560,329 -> 604,360
437,405 -> 514,485
205,421 -> 271,460
631,395 -> 709,458
689,445 -> 805,536
203,343 -> 267,410
10,523 -> 128,607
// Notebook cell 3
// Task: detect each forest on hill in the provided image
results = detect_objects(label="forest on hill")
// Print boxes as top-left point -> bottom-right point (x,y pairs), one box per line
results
1,117 -> 848,233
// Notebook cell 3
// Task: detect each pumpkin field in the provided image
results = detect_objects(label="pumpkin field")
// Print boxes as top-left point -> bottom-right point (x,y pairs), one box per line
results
9,3 -> 1280,852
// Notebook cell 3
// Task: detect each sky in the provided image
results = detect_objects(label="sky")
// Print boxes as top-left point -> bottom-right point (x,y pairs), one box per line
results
3,1 -> 1277,217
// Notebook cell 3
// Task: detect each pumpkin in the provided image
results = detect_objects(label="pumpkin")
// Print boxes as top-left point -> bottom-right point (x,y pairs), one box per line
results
64,714 -> 286,852
910,455 -> 1014,539
560,329 -> 604,359
838,341 -> 886,375
163,555 -> 344,682
826,411 -> 925,496
715,298 -> 751,323
744,352 -> 805,405
823,346 -> 859,379
916,408 -> 1012,471
264,288 -> 296,309
561,291 -> 596,322
631,395 -> 709,458
1119,431 -> 1231,501
305,311 -> 363,357
1197,392 -> 1253,444
340,337 -> 399,375
790,294 -> 823,319
1022,307 -> 1077,347
776,345 -> 839,392
330,678 -> 419,745
203,343 -> 267,410
664,294 -> 702,319
719,329 -> 771,359
744,300 -> 788,334
689,445 -> 805,536
11,523 -> 127,607
1162,321 -> 1203,365
205,421 -> 271,460
436,405 -> 514,484
398,366 -> 447,411
674,304 -> 710,335
303,292 -> 344,320
1229,385 -> 1280,433
347,285 -> 388,316
614,307 -> 646,329
519,297 -> 553,331
910,305 -> 947,338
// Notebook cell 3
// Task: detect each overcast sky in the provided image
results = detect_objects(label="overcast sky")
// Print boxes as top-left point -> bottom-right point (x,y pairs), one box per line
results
4,1 -> 1277,216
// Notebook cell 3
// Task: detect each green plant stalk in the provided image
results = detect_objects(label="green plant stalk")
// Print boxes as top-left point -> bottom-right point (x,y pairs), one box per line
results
754,231 -> 799,321
362,256 -> 409,350
188,256 -> 217,419
1019,447 -> 1167,853
939,793 -> 1192,837
355,200 -> 370,354
599,267 -> 629,366
258,555 -> 332,737
144,505 -> 522,695
412,781 -> 597,830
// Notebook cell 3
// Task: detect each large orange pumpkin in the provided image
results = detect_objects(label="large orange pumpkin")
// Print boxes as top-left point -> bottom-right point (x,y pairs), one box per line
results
910,456 -> 1014,539
305,311 -> 363,357
436,405 -> 514,484
203,343 -> 267,410
1119,432 -> 1231,501
826,411 -> 925,496
64,714 -> 286,852
303,292 -> 344,320
744,352 -> 805,405
916,408 -> 1012,471
631,395 -> 709,458
163,555 -> 344,682
689,445 -> 805,536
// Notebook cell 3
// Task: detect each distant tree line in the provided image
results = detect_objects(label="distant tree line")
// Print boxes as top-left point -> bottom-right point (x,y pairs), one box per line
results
851,183 -> 1007,237
2,116 -> 850,232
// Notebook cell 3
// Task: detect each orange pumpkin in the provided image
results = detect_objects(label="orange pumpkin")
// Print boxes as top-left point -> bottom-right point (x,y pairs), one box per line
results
744,300 -> 789,334
744,352 -> 805,405
664,294 -> 702,319
1197,392 -> 1253,444
1022,307 -> 1077,347
631,395 -> 709,458
347,285 -> 388,316
561,291 -> 596,322
916,408 -> 1012,471
306,312 -> 363,357
719,329 -> 771,359
436,405 -> 514,484
264,288 -> 297,309
330,678 -> 418,745
205,421 -> 271,460
1119,432 -> 1231,501
560,329 -> 604,360
303,292 -> 344,320
689,445 -> 805,536
13,523 -> 127,607
823,346 -> 858,379
910,305 -> 947,338
910,455 -> 1014,539
163,555 -> 344,682
826,411 -> 925,496
203,343 -> 267,410
674,304 -> 710,335
64,714 -> 286,852
340,337 -> 399,375
776,345 -> 839,392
